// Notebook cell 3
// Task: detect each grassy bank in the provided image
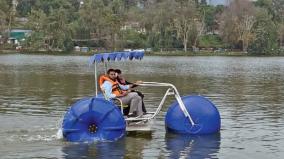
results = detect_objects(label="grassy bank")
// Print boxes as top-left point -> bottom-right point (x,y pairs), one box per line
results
0,50 -> 94,56
146,51 -> 248,56
1,49 -> 284,56
0,50 -> 19,54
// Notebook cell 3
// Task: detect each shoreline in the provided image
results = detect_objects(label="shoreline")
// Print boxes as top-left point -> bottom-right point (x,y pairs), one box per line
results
1,49 -> 284,57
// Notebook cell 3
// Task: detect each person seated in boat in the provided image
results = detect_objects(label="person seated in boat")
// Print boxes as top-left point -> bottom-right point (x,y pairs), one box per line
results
100,69 -> 144,117
114,69 -> 147,114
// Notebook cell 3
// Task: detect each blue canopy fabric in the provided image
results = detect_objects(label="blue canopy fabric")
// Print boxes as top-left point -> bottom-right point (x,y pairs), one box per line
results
89,51 -> 144,64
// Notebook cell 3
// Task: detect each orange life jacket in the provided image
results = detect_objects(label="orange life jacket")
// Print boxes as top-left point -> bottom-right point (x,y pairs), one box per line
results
99,75 -> 125,96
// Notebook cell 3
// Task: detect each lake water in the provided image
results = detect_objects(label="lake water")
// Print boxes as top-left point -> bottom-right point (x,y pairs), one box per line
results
0,54 -> 284,158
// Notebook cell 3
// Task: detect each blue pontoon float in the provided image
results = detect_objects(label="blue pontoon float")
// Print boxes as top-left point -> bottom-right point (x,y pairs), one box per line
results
61,51 -> 221,142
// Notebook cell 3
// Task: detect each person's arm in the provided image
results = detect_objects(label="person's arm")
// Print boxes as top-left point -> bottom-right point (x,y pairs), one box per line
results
101,81 -> 116,99
125,80 -> 133,85
119,84 -> 130,90
125,80 -> 139,88
130,81 -> 143,88
122,80 -> 143,88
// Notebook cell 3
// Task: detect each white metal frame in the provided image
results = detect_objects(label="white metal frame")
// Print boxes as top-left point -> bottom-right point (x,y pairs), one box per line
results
125,82 -> 195,127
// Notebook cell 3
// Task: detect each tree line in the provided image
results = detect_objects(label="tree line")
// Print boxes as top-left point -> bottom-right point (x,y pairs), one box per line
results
0,0 -> 283,55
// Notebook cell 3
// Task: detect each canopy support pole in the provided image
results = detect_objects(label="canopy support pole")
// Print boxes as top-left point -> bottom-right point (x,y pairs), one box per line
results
104,62 -> 108,74
94,61 -> 98,96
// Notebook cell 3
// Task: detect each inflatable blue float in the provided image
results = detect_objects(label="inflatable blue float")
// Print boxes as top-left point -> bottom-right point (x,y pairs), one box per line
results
165,95 -> 221,134
62,97 -> 126,142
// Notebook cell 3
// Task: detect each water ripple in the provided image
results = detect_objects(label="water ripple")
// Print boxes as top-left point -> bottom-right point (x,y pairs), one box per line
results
1,54 -> 284,158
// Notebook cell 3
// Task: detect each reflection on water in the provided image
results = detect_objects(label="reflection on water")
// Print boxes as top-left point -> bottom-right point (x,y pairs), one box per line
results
62,132 -> 153,159
61,132 -> 220,159
1,54 -> 284,158
165,133 -> 221,159
62,140 -> 126,159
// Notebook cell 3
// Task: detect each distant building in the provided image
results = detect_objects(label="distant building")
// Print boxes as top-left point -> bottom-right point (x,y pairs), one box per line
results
7,29 -> 32,44
121,22 -> 146,33
15,17 -> 29,24
10,29 -> 31,39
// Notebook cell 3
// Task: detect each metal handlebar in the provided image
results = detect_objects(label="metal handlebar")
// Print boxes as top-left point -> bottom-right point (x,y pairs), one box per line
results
138,82 -> 195,126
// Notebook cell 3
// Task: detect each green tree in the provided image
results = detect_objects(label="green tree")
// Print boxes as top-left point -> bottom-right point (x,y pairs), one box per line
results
0,0 -> 16,40
122,28 -> 146,49
121,5 -> 146,49
248,8 -> 278,55
200,5 -> 215,33
272,0 -> 284,48
0,0 -> 10,36
26,1 -> 74,51
105,0 -> 126,50
78,0 -> 126,50
220,0 -> 257,52
142,0 -> 177,51
254,0 -> 273,13
172,0 -> 198,51
46,7 -> 73,50
16,0 -> 36,17
200,0 -> 207,5
78,0 -> 104,41
25,9 -> 48,50
199,4 -> 224,34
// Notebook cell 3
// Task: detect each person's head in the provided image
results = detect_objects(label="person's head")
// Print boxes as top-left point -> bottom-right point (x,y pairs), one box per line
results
107,69 -> 117,80
114,69 -> 122,78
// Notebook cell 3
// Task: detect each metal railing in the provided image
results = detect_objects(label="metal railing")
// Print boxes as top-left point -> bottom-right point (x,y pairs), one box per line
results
125,82 -> 195,126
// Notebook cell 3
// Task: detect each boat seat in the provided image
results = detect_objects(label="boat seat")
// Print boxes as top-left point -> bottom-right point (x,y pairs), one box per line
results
101,89 -> 129,114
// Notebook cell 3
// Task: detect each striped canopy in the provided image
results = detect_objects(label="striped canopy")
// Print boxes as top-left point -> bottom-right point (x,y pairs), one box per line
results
89,51 -> 144,64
